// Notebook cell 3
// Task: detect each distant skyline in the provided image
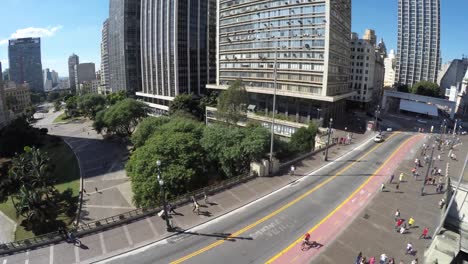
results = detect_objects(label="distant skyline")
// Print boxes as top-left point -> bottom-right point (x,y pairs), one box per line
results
0,0 -> 467,77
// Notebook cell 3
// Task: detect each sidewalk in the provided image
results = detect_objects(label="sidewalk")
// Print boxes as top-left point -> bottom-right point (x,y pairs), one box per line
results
312,134 -> 468,264
0,131 -> 373,264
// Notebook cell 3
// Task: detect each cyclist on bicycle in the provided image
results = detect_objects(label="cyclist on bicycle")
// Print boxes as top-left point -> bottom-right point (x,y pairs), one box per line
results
303,232 -> 311,244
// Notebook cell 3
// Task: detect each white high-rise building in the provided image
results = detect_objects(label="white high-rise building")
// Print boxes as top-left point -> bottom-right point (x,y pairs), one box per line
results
395,0 -> 441,86
384,50 -> 396,87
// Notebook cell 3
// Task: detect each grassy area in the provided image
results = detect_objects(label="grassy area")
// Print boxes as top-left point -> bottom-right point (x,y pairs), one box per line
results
53,113 -> 81,123
0,138 -> 80,241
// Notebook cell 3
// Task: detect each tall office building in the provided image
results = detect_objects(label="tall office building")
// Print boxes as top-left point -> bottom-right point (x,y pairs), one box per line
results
68,54 -> 79,92
108,0 -> 141,93
384,50 -> 397,87
74,63 -> 96,85
43,68 -> 53,91
138,0 -> 217,113
8,37 -> 44,92
395,0 -> 441,87
51,70 -> 59,86
207,0 -> 353,123
101,19 -> 110,93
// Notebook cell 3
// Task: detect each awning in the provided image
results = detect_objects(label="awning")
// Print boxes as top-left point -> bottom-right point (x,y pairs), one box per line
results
399,99 -> 438,117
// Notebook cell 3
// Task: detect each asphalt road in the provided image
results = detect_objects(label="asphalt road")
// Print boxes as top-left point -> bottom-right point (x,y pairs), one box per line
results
103,132 -> 411,264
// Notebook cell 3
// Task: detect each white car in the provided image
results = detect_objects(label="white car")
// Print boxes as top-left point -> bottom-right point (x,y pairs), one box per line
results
374,134 -> 384,143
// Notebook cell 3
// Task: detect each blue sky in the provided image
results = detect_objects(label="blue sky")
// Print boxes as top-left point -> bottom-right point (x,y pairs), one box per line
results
0,0 -> 467,77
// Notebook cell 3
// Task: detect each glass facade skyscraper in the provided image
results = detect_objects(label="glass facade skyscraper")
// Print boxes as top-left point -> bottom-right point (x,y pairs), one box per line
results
138,0 -> 217,113
8,37 -> 43,92
207,0 -> 353,123
68,54 -> 79,92
395,0 -> 440,87
108,0 -> 141,93
101,19 -> 110,92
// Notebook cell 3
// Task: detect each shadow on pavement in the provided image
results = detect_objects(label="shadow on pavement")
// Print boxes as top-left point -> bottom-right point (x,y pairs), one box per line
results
173,229 -> 253,241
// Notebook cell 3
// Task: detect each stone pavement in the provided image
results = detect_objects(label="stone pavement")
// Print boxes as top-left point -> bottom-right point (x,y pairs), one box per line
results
312,133 -> 468,264
0,129 -> 373,264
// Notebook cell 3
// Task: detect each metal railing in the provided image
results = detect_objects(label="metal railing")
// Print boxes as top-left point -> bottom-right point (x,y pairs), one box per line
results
0,172 -> 255,255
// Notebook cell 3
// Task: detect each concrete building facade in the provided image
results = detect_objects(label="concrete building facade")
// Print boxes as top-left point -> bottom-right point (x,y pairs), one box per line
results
8,38 -> 44,92
207,0 -> 353,124
395,0 -> 441,87
75,63 -> 96,85
348,30 -> 385,109
68,54 -> 79,92
437,58 -> 468,93
43,68 -> 53,91
3,81 -> 31,114
79,79 -> 101,95
137,0 -> 217,114
384,49 -> 396,87
101,19 -> 110,94
108,0 -> 141,93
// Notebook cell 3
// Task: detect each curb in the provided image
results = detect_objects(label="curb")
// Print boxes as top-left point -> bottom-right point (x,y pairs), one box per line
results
61,137 -> 85,226
89,132 -> 377,263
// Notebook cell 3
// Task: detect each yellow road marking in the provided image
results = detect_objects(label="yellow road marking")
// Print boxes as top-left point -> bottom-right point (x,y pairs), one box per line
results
170,132 -> 402,264
265,134 -> 416,263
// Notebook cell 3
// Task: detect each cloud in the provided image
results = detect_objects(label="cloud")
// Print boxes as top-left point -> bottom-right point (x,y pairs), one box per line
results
0,25 -> 63,45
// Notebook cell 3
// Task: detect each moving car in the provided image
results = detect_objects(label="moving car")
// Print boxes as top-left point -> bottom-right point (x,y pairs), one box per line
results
374,134 -> 384,143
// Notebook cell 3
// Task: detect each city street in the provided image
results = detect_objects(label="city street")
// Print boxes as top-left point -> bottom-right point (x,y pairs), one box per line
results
103,132 -> 416,264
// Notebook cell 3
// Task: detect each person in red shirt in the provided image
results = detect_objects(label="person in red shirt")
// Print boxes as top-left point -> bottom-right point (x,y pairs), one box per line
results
395,219 -> 404,232
302,232 -> 312,250
420,227 -> 429,239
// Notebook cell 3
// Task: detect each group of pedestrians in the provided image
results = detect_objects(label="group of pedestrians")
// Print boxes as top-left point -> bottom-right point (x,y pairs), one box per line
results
191,191 -> 210,215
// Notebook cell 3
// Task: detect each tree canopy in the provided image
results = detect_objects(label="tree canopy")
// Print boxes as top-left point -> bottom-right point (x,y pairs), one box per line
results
93,98 -> 148,137
77,93 -> 107,119
131,116 -> 171,148
0,117 -> 43,157
411,81 -> 440,97
106,90 -> 127,105
289,123 -> 318,153
216,80 -> 248,124
169,93 -> 202,120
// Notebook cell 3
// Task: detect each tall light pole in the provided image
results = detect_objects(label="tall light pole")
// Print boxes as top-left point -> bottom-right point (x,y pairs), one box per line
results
324,118 -> 333,161
156,160 -> 172,231
374,105 -> 380,132
268,42 -> 279,174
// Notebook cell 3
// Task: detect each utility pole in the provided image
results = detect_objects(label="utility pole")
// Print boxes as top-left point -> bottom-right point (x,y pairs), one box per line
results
324,118 -> 333,161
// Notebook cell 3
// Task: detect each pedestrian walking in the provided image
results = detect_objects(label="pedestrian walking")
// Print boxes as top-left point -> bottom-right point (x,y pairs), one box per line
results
290,165 -> 295,176
388,257 -> 395,264
406,242 -> 413,255
437,154 -> 441,161
167,203 -> 177,215
400,225 -> 406,234
389,174 -> 395,184
204,191 -> 209,205
355,252 -> 362,264
411,258 -> 418,264
83,188 -> 87,194
379,253 -> 387,264
408,217 -> 415,228
396,218 -> 404,232
191,195 -> 196,204
380,183 -> 385,192
399,173 -> 404,182
439,198 -> 446,209
369,256 -> 376,264
193,201 -> 200,215
394,209 -> 400,222
420,227 -> 429,239
437,168 -> 442,176
396,183 -> 400,191
95,187 -> 98,193
360,257 -> 366,264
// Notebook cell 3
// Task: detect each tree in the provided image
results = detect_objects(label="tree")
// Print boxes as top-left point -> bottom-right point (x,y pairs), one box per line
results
77,93 -> 107,119
5,95 -> 18,111
411,81 -> 440,97
23,105 -> 36,123
0,117 -> 42,157
168,94 -> 202,119
131,116 -> 171,148
216,80 -> 248,124
106,90 -> 127,105
53,100 -> 61,112
65,95 -> 79,117
201,124 -> 269,178
47,91 -> 60,102
395,83 -> 409,93
289,122 -> 318,153
94,98 -> 148,137
126,131 -> 207,207
30,92 -> 46,105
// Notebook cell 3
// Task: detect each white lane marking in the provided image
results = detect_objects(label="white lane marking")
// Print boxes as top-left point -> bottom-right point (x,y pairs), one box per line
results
98,133 -> 394,262
75,244 -> 80,263
100,233 -> 107,254
123,225 -> 133,245
49,245 -> 54,264
146,217 -> 159,237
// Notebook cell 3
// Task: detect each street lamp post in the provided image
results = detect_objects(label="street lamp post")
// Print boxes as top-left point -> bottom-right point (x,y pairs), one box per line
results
156,160 -> 172,231
268,42 -> 279,175
317,108 -> 322,120
324,118 -> 333,161
421,144 -> 435,196
374,105 -> 381,132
